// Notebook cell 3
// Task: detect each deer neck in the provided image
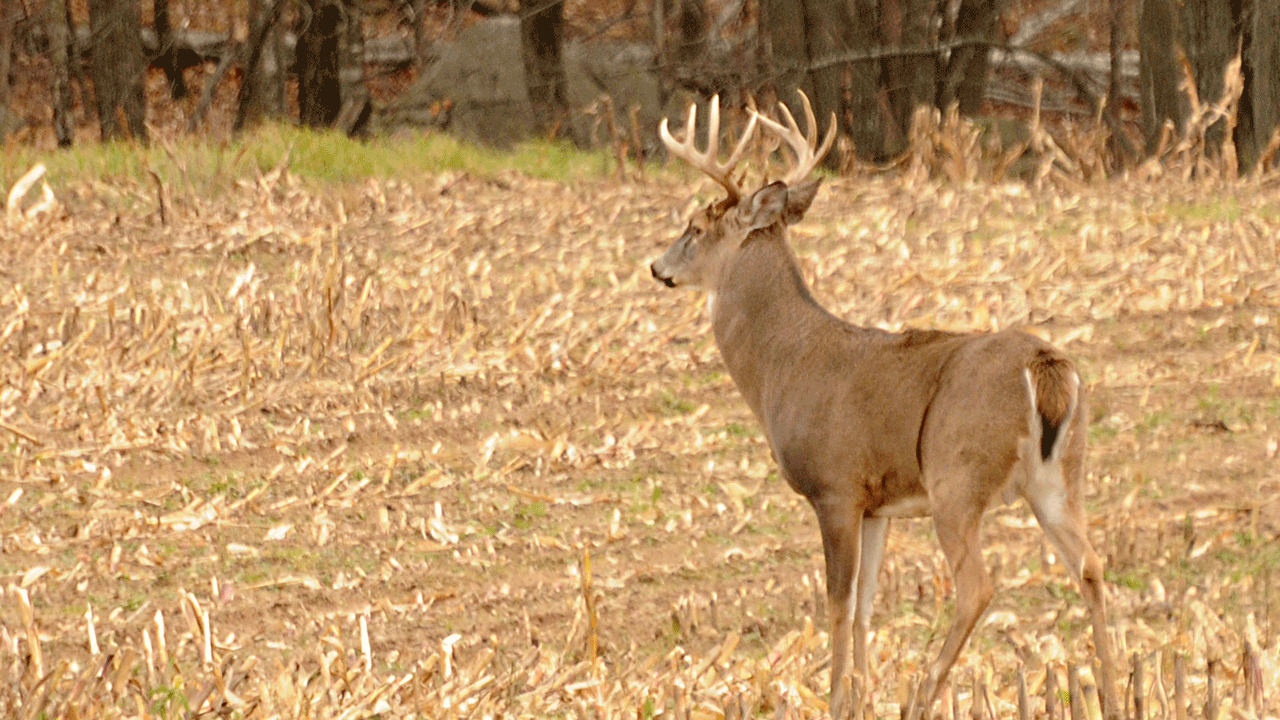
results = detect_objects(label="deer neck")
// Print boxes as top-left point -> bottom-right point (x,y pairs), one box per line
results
710,232 -> 836,413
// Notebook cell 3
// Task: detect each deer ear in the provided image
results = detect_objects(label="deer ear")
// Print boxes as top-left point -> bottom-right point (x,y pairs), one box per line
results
782,177 -> 822,225
738,182 -> 789,232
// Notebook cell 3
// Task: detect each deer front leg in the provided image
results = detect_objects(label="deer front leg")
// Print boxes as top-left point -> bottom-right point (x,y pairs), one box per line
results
815,499 -> 863,715
853,516 -> 889,678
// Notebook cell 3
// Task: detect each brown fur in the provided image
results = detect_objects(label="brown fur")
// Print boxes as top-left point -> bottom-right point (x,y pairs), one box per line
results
1029,348 -> 1075,427
651,95 -> 1119,720
651,182 -> 1120,720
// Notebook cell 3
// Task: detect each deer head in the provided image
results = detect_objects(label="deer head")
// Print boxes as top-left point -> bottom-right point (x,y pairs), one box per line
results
650,92 -> 837,292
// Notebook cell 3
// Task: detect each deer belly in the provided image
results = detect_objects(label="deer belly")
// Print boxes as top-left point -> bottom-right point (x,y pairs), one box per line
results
871,493 -> 931,518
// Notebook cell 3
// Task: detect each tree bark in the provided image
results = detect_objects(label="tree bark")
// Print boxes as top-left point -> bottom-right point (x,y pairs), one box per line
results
411,0 -> 428,70
1138,0 -> 1256,160
153,0 -> 188,99
830,0 -> 884,160
1179,0 -> 1235,149
87,0 -> 148,142
297,0 -> 344,128
673,0 -> 708,89
1242,0 -> 1279,168
47,0 -> 76,146
938,0 -> 998,115
1106,0 -> 1126,166
0,0 -> 13,133
519,0 -> 569,138
67,6 -> 95,115
758,0 -> 812,104
1138,0 -> 1182,152
882,0 -> 936,154
335,0 -> 370,135
235,0 -> 287,132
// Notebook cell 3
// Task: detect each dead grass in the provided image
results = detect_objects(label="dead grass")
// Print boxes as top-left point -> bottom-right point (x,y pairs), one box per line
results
3,125 -> 1280,718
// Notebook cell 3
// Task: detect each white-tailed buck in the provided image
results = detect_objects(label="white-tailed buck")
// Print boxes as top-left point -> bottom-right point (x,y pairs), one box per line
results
649,93 -> 1121,720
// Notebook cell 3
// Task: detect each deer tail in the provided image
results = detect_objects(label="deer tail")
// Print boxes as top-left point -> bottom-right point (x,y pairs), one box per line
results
1022,349 -> 1079,463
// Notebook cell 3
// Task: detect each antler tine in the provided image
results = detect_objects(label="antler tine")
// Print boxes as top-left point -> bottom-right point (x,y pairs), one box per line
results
659,94 -> 757,202
705,94 -> 721,161
722,111 -> 759,176
657,102 -> 697,163
753,90 -> 838,185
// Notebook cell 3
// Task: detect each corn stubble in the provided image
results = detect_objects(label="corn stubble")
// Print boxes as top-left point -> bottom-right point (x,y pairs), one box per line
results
4,84 -> 1280,717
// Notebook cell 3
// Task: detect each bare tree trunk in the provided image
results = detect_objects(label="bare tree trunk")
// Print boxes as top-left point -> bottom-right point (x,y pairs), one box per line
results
1138,0 -> 1182,152
88,0 -> 148,142
758,0 -> 812,103
1242,0 -> 1279,169
673,0 -> 708,90
66,0 -> 95,115
154,0 -> 188,99
519,0 -> 569,139
882,0 -> 937,154
0,0 -> 14,135
235,0 -> 287,132
297,0 -> 343,128
334,0 -> 370,135
410,0 -> 428,70
1106,0 -> 1126,166
1179,0 -> 1235,149
812,0 -> 882,160
938,0 -> 997,115
47,0 -> 76,146
267,6 -> 287,115
1138,0 -> 1249,158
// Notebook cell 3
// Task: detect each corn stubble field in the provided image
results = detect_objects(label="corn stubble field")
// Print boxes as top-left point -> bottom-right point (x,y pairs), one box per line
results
2,133 -> 1280,719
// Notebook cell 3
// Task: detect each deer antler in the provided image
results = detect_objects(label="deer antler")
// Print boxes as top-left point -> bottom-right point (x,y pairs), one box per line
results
753,91 -> 838,185
659,95 -> 759,203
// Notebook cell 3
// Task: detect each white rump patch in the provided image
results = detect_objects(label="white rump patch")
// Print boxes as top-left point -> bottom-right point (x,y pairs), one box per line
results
1019,366 -> 1074,546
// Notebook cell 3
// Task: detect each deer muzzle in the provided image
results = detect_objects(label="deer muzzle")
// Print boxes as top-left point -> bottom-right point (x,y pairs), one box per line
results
650,261 -> 678,288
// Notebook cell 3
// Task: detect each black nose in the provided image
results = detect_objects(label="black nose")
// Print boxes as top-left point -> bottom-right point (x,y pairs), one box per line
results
651,264 -> 676,287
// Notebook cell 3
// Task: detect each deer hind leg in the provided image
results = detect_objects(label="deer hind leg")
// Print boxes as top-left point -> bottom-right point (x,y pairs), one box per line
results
853,516 -> 889,679
908,501 -> 993,720
815,501 -> 863,715
1025,487 -> 1122,720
